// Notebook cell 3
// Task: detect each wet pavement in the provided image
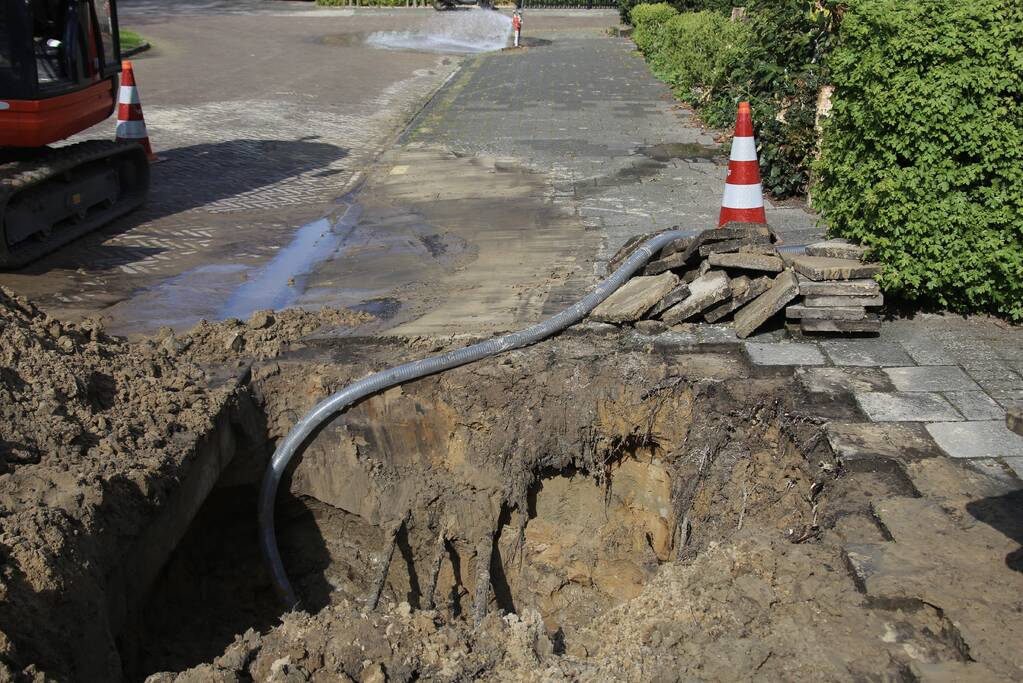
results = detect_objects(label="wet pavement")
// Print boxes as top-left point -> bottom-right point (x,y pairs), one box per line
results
0,5 -> 465,333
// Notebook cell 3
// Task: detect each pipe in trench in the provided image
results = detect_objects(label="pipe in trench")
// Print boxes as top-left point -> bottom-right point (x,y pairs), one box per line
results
258,228 -> 699,608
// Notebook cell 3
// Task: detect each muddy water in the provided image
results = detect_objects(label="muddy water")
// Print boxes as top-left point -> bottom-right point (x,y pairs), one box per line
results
366,9 -> 513,54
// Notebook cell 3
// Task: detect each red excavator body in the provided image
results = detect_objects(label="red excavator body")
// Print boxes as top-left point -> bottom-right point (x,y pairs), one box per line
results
0,0 -> 149,267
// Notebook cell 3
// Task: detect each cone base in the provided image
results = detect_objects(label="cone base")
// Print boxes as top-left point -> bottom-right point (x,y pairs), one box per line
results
718,207 -> 766,227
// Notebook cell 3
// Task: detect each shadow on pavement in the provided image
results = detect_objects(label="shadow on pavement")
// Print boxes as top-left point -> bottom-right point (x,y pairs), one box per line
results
16,137 -> 349,274
966,487 -> 1023,573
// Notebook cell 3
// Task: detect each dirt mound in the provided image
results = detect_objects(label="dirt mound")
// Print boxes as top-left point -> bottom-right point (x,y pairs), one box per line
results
154,307 -> 372,368
0,288 -> 370,681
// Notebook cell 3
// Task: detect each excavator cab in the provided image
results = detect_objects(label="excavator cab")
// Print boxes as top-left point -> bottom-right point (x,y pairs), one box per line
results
0,0 -> 149,268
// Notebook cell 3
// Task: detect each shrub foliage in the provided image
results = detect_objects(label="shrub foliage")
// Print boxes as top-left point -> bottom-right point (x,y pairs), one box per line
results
815,0 -> 1023,318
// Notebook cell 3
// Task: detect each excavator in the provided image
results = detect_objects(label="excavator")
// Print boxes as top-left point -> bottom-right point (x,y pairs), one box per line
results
0,0 -> 149,268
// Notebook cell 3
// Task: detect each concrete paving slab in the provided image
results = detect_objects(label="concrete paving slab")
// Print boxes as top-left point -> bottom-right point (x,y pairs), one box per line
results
590,272 -> 678,323
797,275 -> 879,296
821,341 -> 916,367
925,421 -> 1023,459
855,392 -> 962,422
791,255 -> 882,281
1005,457 -> 1023,480
796,367 -> 894,395
744,342 -> 826,366
884,366 -> 981,392
826,422 -> 941,465
942,391 -> 1005,421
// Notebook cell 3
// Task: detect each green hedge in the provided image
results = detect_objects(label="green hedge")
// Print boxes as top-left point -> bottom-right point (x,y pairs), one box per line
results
640,10 -> 750,105
630,3 -> 678,50
815,0 -> 1023,318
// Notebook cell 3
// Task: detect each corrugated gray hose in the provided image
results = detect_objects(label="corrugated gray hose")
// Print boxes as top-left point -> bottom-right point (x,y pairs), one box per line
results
258,228 -> 698,607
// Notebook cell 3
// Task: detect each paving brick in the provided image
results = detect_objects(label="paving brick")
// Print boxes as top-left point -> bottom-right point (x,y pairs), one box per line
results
897,338 -> 957,366
925,421 -> 1023,459
707,252 -> 784,273
648,282 -> 691,318
797,367 -> 895,395
698,235 -> 771,257
803,294 -> 883,308
1005,456 -> 1023,480
796,275 -> 879,296
591,272 -> 678,323
660,271 -> 730,324
826,422 -> 940,466
800,316 -> 880,333
733,270 -> 800,339
855,392 -> 962,422
820,340 -> 916,367
791,255 -> 882,281
884,366 -> 981,392
703,275 -> 770,323
786,304 -> 866,321
942,391 -> 1005,421
804,238 -> 867,261
744,341 -> 826,366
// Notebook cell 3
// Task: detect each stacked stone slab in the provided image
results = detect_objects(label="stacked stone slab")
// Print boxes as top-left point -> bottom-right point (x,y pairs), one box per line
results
784,239 -> 883,334
595,228 -> 883,339
596,223 -> 803,337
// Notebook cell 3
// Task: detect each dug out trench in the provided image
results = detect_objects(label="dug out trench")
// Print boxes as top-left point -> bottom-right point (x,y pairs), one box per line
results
105,330 -> 1005,681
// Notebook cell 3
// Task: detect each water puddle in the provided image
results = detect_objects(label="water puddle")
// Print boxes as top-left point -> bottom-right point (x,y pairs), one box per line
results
365,9 -> 512,54
637,142 -> 721,162
219,201 -> 362,320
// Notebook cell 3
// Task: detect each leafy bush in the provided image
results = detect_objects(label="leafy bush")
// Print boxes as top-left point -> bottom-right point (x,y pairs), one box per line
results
643,11 -> 750,106
815,0 -> 1023,318
630,3 -> 678,50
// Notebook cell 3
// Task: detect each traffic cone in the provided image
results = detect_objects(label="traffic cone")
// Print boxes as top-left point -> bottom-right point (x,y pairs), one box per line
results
115,60 -> 158,163
718,101 -> 765,226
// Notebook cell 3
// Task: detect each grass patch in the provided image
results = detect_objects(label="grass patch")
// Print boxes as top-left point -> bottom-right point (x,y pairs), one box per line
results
119,29 -> 148,53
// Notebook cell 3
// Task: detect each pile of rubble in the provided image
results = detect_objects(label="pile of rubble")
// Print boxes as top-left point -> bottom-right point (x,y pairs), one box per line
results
594,223 -> 881,338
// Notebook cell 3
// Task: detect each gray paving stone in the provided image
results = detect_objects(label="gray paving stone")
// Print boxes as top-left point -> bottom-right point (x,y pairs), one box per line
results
942,391 -> 1005,421
855,392 -> 962,422
884,366 -> 981,392
896,338 -> 957,366
803,294 -> 884,307
790,255 -> 882,281
707,251 -> 784,273
734,270 -> 800,338
1005,457 -> 1023,480
799,316 -> 880,333
821,341 -> 916,367
796,275 -> 879,297
590,271 -> 678,323
744,341 -> 826,366
787,305 -> 867,321
925,420 -> 1023,459
661,271 -> 730,324
804,238 -> 867,261
797,367 -> 894,395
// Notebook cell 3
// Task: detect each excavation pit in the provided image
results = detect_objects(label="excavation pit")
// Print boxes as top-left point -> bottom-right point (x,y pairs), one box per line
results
127,334 -> 837,679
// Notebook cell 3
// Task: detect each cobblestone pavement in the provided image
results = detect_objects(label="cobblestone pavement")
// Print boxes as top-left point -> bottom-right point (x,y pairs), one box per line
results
735,316 -> 1023,475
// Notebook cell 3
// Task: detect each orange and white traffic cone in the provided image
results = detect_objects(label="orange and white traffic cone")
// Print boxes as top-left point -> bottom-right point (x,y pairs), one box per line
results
718,101 -> 765,226
115,60 -> 158,163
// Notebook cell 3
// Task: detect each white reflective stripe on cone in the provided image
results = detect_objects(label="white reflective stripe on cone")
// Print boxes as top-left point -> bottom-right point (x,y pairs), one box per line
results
116,120 -> 148,138
730,136 -> 757,162
118,86 -> 140,104
721,182 -> 764,209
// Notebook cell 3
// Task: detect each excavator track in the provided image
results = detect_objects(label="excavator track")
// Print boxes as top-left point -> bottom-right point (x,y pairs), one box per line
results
0,140 -> 150,269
